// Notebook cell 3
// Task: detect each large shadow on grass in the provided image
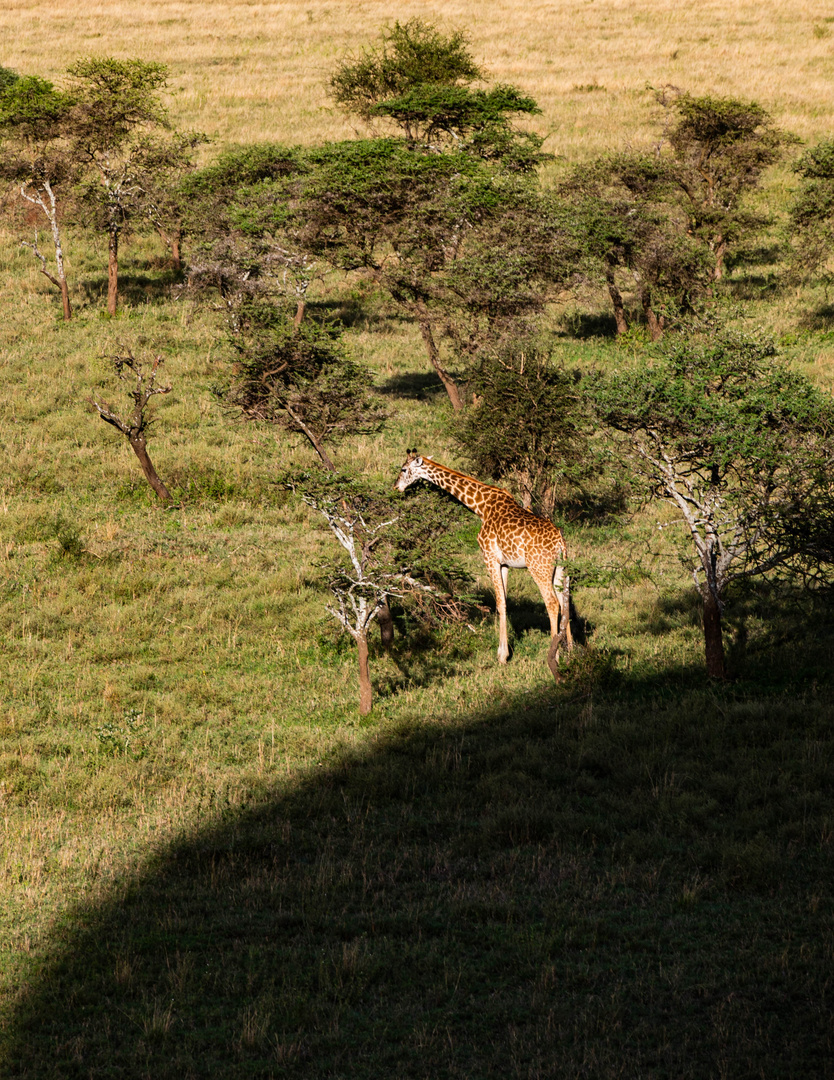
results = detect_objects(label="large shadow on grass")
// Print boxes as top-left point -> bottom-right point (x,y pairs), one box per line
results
3,638 -> 833,1078
81,264 -> 185,307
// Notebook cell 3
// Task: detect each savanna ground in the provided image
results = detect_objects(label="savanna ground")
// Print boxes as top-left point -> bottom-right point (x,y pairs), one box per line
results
1,2 -> 833,1076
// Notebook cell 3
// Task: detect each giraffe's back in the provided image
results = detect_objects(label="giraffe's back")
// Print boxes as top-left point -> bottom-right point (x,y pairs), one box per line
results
480,495 -> 567,567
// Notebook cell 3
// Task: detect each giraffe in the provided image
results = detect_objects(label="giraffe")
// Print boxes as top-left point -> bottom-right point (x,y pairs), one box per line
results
394,450 -> 573,673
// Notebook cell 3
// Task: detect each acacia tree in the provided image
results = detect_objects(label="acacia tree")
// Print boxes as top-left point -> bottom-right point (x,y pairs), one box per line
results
0,72 -> 76,319
454,343 -> 595,517
288,139 -> 575,408
184,25 -> 549,409
330,19 -> 484,127
559,152 -> 712,339
594,331 -> 834,679
660,90 -> 792,280
132,129 -> 209,271
64,57 -> 176,315
330,19 -> 542,167
787,138 -> 834,285
217,303 -> 385,471
180,143 -> 313,321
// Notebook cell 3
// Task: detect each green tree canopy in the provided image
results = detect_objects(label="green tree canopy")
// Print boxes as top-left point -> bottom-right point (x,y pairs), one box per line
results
331,20 -> 543,167
217,304 -> 385,471
330,19 -> 485,120
788,138 -> 834,284
660,90 -> 793,279
0,72 -> 77,319
453,343 -> 597,518
63,57 -> 176,315
559,151 -> 711,338
594,329 -> 834,677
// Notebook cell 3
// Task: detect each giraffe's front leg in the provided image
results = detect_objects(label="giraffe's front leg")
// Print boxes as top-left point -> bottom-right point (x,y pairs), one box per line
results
486,558 -> 510,663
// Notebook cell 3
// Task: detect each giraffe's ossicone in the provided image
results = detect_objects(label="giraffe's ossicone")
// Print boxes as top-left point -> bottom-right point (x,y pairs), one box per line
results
394,450 -> 573,671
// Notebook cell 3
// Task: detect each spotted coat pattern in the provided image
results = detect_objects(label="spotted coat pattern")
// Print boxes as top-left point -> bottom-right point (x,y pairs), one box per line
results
394,452 -> 572,663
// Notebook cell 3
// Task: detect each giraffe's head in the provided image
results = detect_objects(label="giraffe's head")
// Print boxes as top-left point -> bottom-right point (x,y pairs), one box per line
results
394,448 -> 425,492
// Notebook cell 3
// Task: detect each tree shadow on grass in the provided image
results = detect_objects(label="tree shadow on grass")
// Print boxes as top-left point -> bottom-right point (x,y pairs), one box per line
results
81,268 -> 184,308
557,310 -> 619,340
3,653 -> 833,1078
798,302 -> 834,332
377,371 -> 451,402
723,273 -> 784,301
305,298 -> 410,333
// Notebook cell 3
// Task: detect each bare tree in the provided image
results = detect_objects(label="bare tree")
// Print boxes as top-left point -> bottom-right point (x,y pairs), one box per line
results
90,348 -> 174,504
288,471 -> 473,713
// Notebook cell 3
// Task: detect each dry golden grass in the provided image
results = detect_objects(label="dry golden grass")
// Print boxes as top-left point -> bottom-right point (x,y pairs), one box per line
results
3,0 -> 834,154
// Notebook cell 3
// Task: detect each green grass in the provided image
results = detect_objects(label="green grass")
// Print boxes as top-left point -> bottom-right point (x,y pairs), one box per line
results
2,154 -> 834,1080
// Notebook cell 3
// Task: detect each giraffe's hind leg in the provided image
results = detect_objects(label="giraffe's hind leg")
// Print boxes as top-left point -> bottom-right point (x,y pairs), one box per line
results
529,565 -> 564,643
528,563 -> 571,682
553,565 -> 574,650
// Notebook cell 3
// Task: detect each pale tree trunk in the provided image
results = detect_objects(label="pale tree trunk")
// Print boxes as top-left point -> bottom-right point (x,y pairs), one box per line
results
46,183 -> 72,322
357,631 -> 373,715
20,180 -> 72,321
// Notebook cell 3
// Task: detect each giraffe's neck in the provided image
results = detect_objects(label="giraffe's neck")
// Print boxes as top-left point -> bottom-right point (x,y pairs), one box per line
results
419,458 -> 504,519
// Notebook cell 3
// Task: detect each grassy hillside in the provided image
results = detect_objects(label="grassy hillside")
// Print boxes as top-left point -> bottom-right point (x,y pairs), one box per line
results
1,2 -> 833,1076
4,0 -> 834,153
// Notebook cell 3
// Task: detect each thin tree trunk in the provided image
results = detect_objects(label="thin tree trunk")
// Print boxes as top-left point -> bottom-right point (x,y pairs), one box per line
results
640,286 -> 664,341
128,434 -> 174,504
378,600 -> 394,651
24,246 -> 72,322
21,181 -> 72,320
171,230 -> 182,272
283,403 -> 336,472
108,227 -> 119,316
713,238 -> 728,281
357,631 -> 373,714
59,276 -> 72,321
45,183 -> 72,322
606,267 -> 628,335
416,309 -> 464,411
702,588 -> 726,679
